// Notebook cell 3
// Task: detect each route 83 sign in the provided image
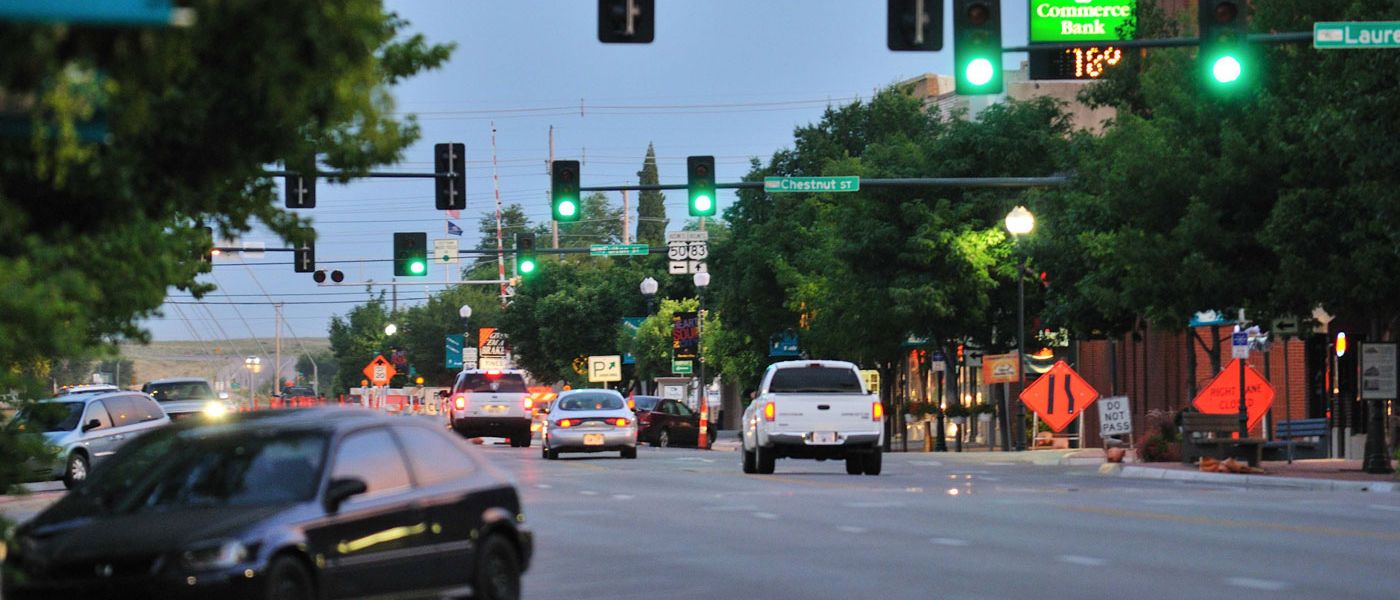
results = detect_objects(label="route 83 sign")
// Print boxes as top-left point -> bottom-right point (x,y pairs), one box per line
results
667,231 -> 708,274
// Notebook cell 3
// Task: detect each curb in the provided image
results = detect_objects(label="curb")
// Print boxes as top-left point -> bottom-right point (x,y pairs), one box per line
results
1099,463 -> 1398,493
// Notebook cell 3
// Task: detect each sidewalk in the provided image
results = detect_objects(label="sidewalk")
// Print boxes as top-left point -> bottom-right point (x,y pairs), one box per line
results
1101,458 -> 1398,492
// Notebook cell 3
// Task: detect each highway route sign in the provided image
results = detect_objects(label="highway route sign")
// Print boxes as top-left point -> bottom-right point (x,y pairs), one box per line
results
667,231 -> 708,274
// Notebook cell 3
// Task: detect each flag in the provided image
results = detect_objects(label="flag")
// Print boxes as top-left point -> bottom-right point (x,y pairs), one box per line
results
447,221 -> 463,236
446,209 -> 461,219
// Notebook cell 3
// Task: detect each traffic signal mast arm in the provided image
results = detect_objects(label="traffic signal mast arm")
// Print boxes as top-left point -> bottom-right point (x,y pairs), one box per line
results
583,176 -> 1070,192
1001,31 -> 1314,53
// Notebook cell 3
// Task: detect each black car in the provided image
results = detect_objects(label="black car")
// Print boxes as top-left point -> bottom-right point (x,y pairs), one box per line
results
634,397 -> 712,449
3,408 -> 531,600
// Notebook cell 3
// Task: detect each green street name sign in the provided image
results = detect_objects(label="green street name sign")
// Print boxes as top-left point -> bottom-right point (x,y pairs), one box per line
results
590,243 -> 649,256
763,176 -> 859,193
1029,0 -> 1136,43
672,360 -> 693,375
1314,21 -> 1400,49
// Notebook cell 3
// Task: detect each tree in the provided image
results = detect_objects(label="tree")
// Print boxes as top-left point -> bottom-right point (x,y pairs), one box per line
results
623,297 -> 722,384
327,297 -> 392,394
395,284 -> 504,386
472,203 -> 539,268
635,143 -> 668,245
558,192 -> 624,247
295,351 -> 338,393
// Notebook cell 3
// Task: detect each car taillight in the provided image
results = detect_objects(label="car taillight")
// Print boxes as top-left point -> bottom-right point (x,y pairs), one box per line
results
557,419 -> 575,428
454,395 -> 467,410
872,401 -> 883,421
638,412 -> 650,426
523,396 -> 534,411
763,402 -> 776,422
613,418 -> 630,427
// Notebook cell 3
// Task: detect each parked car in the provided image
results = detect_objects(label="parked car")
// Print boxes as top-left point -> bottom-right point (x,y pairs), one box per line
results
636,396 -> 712,449
446,370 -> 533,447
9,389 -> 170,488
3,408 -> 532,600
541,390 -> 637,460
141,377 -> 231,421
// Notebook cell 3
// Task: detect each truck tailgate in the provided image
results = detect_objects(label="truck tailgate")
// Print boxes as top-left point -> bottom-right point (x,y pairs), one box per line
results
765,393 -> 877,434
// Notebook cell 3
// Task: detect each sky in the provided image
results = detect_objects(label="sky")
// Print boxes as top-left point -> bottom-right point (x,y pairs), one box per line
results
149,0 -> 1035,344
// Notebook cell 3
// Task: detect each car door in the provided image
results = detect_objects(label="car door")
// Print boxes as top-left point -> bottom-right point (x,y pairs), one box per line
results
77,400 -> 121,463
310,427 -> 430,599
391,424 -> 482,593
670,401 -> 701,446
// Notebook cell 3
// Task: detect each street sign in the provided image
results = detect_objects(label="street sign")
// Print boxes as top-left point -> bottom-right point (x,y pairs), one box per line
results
930,351 -> 947,373
479,328 -> 508,359
434,239 -> 459,264
1097,396 -> 1132,437
1231,331 -> 1250,359
982,352 -> 1020,384
860,369 -> 881,394
445,334 -> 464,369
672,311 -> 699,361
479,357 -> 505,371
362,355 -> 396,387
0,0 -> 188,26
667,231 -> 708,274
672,360 -> 693,375
1191,359 -> 1275,430
590,243 -> 649,256
621,317 -> 646,365
769,332 -> 800,357
589,355 -> 622,383
762,176 -> 860,193
1314,21 -> 1400,49
1019,361 -> 1100,433
463,347 -> 478,370
1360,343 -> 1397,400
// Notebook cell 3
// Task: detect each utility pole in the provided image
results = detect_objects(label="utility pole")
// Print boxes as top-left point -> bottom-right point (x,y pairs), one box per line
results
622,189 -> 630,244
549,125 -> 559,250
492,123 -> 507,305
391,279 -> 397,312
274,303 -> 282,398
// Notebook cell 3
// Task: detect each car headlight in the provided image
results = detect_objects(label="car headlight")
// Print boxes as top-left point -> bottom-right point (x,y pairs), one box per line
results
180,540 -> 248,571
202,401 -> 229,418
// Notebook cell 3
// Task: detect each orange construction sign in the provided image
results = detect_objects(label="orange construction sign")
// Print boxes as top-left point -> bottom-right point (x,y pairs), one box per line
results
362,355 -> 396,387
1192,359 -> 1274,431
1018,361 -> 1100,433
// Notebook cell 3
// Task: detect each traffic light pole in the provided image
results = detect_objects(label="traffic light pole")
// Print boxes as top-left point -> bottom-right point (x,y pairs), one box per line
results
999,31 -> 1314,53
582,176 -> 1070,193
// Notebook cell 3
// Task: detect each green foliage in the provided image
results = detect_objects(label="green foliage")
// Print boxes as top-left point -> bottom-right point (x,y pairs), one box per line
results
635,144 -> 668,245
394,285 -> 503,387
558,192 -> 624,246
327,297 -> 392,393
623,297 -> 722,384
295,350 -> 338,393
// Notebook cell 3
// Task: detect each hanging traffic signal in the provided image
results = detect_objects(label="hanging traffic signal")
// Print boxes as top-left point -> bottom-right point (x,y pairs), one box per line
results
516,233 -> 538,277
285,172 -> 315,209
434,142 -> 466,211
200,225 -> 216,264
598,0 -> 654,43
551,160 -> 581,222
953,0 -> 1003,95
294,242 -> 315,273
1199,1 -> 1251,90
393,232 -> 428,277
687,156 -> 717,217
887,0 -> 942,51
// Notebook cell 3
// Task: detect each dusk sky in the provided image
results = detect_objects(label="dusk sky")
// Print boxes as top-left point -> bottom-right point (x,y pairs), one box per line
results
149,1 -> 1034,342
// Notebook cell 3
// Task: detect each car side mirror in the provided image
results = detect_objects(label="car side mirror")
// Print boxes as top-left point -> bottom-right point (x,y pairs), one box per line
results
323,477 -> 368,513
82,419 -> 102,432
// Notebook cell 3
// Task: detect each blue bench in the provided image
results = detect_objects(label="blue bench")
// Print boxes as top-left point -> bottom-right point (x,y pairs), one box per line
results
1263,418 -> 1330,460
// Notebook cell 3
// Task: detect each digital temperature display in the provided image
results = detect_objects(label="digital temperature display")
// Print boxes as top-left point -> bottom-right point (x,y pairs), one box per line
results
1029,46 -> 1127,80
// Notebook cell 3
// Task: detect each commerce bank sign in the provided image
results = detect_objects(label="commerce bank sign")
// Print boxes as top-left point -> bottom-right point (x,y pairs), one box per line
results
1030,0 -> 1136,43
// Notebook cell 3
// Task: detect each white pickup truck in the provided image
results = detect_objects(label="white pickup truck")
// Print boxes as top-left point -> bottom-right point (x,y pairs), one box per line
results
741,360 -> 883,475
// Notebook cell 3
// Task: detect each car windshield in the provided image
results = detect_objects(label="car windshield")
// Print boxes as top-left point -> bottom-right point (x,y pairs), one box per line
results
768,366 -> 864,393
632,396 -> 660,411
145,381 -> 215,403
79,427 -> 327,513
557,393 -> 625,411
9,401 -> 85,433
457,373 -> 527,393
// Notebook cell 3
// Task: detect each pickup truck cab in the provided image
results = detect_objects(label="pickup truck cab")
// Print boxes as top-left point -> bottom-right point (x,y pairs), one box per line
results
741,360 -> 883,475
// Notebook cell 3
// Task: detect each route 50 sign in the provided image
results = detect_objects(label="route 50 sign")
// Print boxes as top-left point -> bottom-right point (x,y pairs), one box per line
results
667,231 -> 708,274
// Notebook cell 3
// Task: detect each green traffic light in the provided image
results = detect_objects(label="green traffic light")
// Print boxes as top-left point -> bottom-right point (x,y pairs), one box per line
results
1211,55 -> 1242,83
693,194 -> 712,213
966,58 -> 994,87
558,199 -> 577,218
519,259 -> 536,274
409,260 -> 425,275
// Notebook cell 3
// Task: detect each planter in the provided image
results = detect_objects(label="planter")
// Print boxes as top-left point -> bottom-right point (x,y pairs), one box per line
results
1106,447 -> 1126,463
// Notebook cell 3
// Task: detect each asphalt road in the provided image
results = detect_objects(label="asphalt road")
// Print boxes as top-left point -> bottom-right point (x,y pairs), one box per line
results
4,443 -> 1399,599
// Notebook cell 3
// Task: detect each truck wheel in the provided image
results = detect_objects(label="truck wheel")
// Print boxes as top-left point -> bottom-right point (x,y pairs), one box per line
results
845,454 -> 863,475
756,445 -> 776,474
742,448 -> 756,473
862,447 -> 882,476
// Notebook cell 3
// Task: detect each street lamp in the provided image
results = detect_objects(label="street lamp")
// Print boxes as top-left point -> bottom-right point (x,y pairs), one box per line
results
640,276 -> 659,315
693,271 -> 711,417
244,356 -> 262,408
1006,206 -> 1034,451
384,323 -> 397,336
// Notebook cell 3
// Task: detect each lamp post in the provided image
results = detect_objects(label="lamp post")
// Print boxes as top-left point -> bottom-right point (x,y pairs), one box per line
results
640,277 -> 658,315
244,356 -> 262,408
1005,206 -> 1035,452
693,271 -> 711,414
383,323 -> 397,337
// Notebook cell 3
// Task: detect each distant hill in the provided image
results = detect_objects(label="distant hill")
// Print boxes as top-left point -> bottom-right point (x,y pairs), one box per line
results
118,338 -> 330,389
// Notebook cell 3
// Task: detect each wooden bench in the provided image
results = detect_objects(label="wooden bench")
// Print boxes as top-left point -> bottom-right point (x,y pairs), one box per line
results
1263,418 -> 1329,460
1181,413 -> 1264,467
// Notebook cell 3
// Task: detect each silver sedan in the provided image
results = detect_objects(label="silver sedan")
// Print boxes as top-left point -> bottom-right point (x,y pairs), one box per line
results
541,390 -> 638,459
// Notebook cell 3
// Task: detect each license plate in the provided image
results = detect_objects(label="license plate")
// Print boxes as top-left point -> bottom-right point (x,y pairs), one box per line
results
811,431 -> 839,445
483,405 -> 507,414
584,433 -> 605,446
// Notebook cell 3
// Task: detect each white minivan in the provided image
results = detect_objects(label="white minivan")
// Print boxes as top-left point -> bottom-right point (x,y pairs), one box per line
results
14,389 -> 170,488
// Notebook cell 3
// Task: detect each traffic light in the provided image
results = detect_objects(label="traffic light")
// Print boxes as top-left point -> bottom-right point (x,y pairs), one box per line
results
434,142 -> 466,211
313,270 -> 344,285
285,172 -> 315,209
1199,1 -> 1250,90
200,225 -> 216,264
686,156 -> 717,217
551,160 -> 581,222
393,232 -> 428,277
294,241 -> 315,273
953,0 -> 1003,95
515,233 -> 537,277
598,0 -> 654,43
887,0 -> 942,51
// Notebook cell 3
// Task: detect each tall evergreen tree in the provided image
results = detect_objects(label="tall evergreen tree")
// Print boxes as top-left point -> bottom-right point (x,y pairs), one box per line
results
635,143 -> 668,245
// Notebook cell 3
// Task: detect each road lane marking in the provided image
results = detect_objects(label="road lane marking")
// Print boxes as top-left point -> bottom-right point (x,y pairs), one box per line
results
984,461 -> 1016,466
909,460 -> 944,466
612,494 -> 634,500
580,490 -> 599,496
836,526 -> 867,534
844,501 -> 906,508
752,512 -> 779,519
1073,506 -> 1400,541
1058,555 -> 1108,567
535,484 -> 552,489
700,505 -> 759,512
1370,504 -> 1400,512
929,538 -> 969,547
1225,578 -> 1290,591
